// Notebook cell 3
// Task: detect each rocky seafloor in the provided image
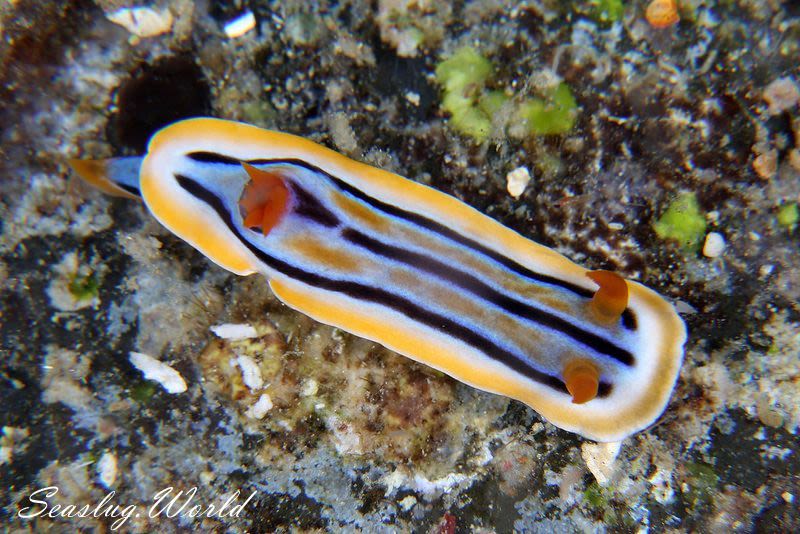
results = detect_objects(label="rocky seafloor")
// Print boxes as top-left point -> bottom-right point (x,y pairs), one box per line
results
1,1 -> 798,532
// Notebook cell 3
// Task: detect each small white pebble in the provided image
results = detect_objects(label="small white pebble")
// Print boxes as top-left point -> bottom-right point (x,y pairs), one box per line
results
245,394 -> 273,419
210,323 -> 258,340
398,495 -> 417,511
759,264 -> 774,277
782,491 -> 795,503
107,7 -> 173,38
789,148 -> 800,173
0,426 -> 29,465
763,77 -> 800,115
702,232 -> 726,258
97,452 -> 118,489
224,11 -> 256,38
608,222 -> 624,231
506,166 -> 531,198
300,378 -> 318,397
233,355 -> 264,391
404,91 -> 420,106
753,149 -> 778,179
129,351 -> 187,394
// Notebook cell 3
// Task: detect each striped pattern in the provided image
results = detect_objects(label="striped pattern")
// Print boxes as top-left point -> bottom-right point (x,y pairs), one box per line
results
122,118 -> 684,441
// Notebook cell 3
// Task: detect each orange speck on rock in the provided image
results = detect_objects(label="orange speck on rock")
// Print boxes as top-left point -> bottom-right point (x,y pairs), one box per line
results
240,163 -> 290,236
437,512 -> 456,534
563,359 -> 600,404
646,0 -> 680,29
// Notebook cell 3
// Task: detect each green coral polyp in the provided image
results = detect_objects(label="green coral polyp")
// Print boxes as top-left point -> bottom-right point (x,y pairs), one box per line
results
653,193 -> 707,249
519,83 -> 578,135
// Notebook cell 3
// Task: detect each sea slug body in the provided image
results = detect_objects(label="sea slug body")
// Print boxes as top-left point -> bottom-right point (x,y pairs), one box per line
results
70,118 -> 686,442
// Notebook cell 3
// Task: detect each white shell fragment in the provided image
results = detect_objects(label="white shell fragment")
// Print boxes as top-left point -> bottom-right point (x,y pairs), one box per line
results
129,351 -> 187,394
233,355 -> 264,391
224,11 -> 256,38
97,451 -> 118,489
506,166 -> 531,198
210,323 -> 258,340
106,7 -> 174,38
245,394 -> 273,419
702,232 -> 726,258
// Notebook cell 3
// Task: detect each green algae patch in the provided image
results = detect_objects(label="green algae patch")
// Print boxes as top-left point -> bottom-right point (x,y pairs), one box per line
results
435,47 -> 503,142
519,83 -> 578,135
68,271 -> 99,301
582,482 -> 636,527
590,0 -> 625,23
653,193 -> 707,249
777,202 -> 798,231
683,461 -> 719,511
479,90 -> 510,116
435,48 -> 578,141
583,482 -> 610,508
435,47 -> 492,95
131,381 -> 158,403
448,104 -> 492,140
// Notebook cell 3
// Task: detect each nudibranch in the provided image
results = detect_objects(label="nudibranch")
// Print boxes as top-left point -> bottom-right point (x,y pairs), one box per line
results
70,118 -> 686,442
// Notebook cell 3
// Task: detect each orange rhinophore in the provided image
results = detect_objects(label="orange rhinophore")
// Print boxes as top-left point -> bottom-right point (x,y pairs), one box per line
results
587,270 -> 629,323
240,163 -> 290,236
646,0 -> 680,29
563,359 -> 600,404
